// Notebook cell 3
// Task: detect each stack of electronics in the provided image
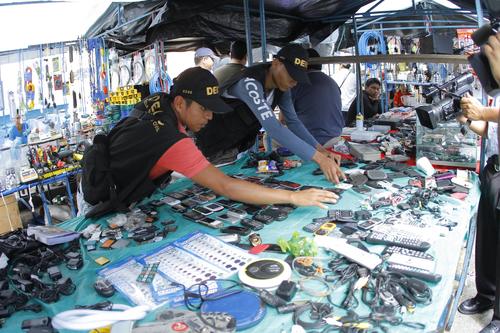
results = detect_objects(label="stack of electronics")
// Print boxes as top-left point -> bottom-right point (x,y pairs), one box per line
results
161,176 -> 299,236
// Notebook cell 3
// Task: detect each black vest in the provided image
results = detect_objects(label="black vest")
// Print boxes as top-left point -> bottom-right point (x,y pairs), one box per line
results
86,93 -> 186,218
195,64 -> 283,158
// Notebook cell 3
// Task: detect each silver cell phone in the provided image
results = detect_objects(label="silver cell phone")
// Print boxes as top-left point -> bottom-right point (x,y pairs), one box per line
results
203,202 -> 224,212
162,196 -> 181,206
226,208 -> 247,219
357,218 -> 383,230
217,213 -> 240,224
198,217 -> 223,229
193,206 -> 213,216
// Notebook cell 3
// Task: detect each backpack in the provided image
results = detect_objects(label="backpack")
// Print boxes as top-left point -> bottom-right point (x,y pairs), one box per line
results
80,133 -> 116,206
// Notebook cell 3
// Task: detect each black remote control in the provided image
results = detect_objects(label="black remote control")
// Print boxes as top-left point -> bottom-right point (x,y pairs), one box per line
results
383,246 -> 435,261
387,263 -> 442,282
365,231 -> 431,251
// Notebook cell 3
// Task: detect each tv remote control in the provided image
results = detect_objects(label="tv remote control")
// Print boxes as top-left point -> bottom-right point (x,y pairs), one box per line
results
365,231 -> 431,251
383,246 -> 435,261
386,263 -> 442,283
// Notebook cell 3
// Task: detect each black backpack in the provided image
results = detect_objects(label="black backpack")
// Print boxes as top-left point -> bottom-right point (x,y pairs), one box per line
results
81,133 -> 115,206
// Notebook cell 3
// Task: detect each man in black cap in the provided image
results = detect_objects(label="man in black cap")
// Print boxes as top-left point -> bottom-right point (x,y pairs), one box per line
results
195,44 -> 345,184
80,67 -> 338,217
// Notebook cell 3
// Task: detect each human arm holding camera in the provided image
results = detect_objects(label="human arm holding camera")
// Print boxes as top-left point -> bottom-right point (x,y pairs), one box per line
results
458,93 -> 499,136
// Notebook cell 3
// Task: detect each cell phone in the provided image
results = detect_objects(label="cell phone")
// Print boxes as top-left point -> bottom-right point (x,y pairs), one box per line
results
183,210 -> 205,221
217,199 -> 239,208
193,206 -> 213,215
253,212 -> 274,224
197,217 -> 223,229
302,221 -> 324,233
217,213 -> 241,224
240,218 -> 264,231
279,180 -> 301,190
199,192 -> 217,201
221,225 -> 251,236
167,191 -> 188,200
357,218 -> 383,230
171,204 -> 187,213
181,198 -> 199,208
101,239 -> 116,249
226,208 -> 247,219
162,196 -> 181,206
111,239 -> 131,249
260,207 -> 288,221
192,194 -> 210,204
353,185 -> 371,194
300,185 -> 324,190
149,199 -> 166,207
216,233 -> 241,243
239,204 -> 265,215
314,222 -> 337,236
204,202 -> 224,212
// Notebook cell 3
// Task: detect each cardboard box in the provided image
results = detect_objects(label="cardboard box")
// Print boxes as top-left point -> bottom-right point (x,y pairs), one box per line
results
0,194 -> 22,235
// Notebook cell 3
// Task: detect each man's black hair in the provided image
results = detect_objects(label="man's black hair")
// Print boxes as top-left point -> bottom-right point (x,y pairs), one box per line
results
306,48 -> 322,71
365,78 -> 381,87
230,41 -> 247,60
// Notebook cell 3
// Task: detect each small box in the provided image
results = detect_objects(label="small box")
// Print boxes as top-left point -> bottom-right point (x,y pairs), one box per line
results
0,194 -> 22,235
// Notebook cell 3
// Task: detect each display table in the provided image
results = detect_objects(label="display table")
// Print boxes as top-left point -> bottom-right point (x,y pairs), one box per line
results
2,158 -> 480,333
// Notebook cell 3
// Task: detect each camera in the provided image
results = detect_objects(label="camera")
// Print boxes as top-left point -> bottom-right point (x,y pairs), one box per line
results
468,0 -> 500,97
416,72 -> 474,129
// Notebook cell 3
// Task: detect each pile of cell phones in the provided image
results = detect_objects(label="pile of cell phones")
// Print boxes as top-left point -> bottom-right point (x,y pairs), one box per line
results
162,181 -> 296,235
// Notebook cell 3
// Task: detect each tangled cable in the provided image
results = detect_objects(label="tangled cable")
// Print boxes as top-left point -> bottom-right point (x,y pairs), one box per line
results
149,69 -> 173,94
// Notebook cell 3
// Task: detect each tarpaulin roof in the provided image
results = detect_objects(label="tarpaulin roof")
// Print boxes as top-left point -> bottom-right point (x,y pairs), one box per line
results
85,0 -> 487,53
86,0 -> 377,53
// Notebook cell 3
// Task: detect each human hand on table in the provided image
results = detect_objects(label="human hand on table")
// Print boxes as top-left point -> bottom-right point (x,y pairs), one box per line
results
290,188 -> 338,209
313,151 -> 346,184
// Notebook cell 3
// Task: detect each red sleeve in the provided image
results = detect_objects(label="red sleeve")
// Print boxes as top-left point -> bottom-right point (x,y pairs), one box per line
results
149,138 -> 210,179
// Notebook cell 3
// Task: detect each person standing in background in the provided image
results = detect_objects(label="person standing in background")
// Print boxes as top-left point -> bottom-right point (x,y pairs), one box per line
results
214,41 -> 247,84
9,112 -> 29,144
333,64 -> 356,112
194,47 -> 218,72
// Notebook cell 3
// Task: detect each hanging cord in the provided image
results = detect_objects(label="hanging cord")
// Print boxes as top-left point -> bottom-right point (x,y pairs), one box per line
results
52,303 -> 150,330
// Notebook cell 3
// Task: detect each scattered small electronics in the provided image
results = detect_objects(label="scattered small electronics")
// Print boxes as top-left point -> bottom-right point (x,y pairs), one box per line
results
350,130 -> 381,142
200,290 -> 266,331
20,167 -> 38,183
348,143 -> 381,162
122,309 -> 237,333
238,258 -> 292,289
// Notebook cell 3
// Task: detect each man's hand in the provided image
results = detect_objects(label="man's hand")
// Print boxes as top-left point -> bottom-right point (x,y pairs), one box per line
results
484,32 -> 500,87
290,188 -> 338,209
460,93 -> 484,121
312,150 -> 345,184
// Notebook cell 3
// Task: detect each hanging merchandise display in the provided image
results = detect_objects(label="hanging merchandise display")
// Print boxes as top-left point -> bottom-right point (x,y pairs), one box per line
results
52,57 -> 60,73
132,52 -> 145,85
109,48 -> 119,92
118,56 -> 132,87
24,67 -> 35,110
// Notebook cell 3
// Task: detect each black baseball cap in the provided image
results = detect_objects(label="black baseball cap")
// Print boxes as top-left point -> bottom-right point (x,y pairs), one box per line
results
274,44 -> 310,84
171,67 -> 232,114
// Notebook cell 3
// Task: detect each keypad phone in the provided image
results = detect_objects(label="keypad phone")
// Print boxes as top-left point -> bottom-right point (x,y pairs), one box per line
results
183,210 -> 205,221
203,203 -> 224,212
197,217 -> 223,229
217,213 -> 240,224
193,206 -> 213,216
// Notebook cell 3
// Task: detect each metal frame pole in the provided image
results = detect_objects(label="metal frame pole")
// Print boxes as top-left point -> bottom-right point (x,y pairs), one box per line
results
353,14 -> 364,125
259,0 -> 267,62
243,0 -> 253,65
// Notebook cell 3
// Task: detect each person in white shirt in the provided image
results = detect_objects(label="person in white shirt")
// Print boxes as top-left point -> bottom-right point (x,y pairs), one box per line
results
333,64 -> 357,112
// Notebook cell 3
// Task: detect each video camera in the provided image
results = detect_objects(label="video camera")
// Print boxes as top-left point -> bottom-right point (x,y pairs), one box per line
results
468,0 -> 500,97
416,72 -> 474,129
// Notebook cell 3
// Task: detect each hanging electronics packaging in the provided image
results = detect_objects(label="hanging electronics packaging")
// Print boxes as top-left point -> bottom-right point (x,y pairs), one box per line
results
238,258 -> 292,289
201,290 -> 266,330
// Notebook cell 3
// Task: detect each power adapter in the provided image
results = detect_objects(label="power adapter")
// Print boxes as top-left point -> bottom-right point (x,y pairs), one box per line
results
275,280 -> 297,302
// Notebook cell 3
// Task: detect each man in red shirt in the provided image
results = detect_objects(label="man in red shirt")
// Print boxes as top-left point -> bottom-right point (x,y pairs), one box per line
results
81,67 -> 338,217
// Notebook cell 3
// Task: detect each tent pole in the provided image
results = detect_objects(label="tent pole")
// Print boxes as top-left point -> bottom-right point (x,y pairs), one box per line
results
259,0 -> 267,62
243,0 -> 253,65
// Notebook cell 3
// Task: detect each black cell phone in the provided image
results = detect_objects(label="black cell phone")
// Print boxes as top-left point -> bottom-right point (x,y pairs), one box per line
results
253,212 -> 275,224
239,204 -> 265,215
171,204 -> 187,213
221,226 -> 251,236
279,180 -> 301,190
193,206 -> 213,215
181,198 -> 199,208
240,218 -> 264,231
300,185 -> 324,190
168,191 -> 188,200
260,207 -> 288,221
149,199 -> 165,207
217,199 -> 240,208
353,185 -> 371,194
183,210 -> 205,221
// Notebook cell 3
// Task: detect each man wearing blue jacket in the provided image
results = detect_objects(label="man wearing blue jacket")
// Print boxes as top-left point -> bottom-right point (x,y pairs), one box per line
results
195,44 -> 344,183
